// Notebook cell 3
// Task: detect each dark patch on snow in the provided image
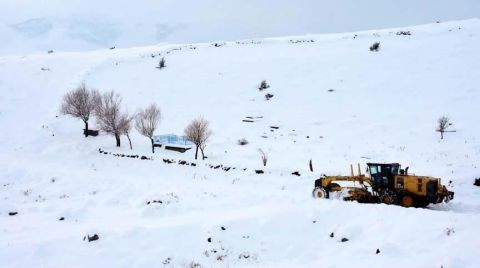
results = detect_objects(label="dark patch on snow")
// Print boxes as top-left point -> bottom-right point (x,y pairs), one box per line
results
84,234 -> 99,242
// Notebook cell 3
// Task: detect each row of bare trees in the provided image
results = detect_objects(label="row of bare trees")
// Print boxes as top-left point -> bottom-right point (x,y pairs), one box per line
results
60,84 -> 211,159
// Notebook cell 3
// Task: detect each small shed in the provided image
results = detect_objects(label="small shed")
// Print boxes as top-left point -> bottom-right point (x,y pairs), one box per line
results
153,134 -> 194,153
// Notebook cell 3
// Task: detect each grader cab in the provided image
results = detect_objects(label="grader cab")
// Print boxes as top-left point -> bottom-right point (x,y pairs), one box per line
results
312,163 -> 454,208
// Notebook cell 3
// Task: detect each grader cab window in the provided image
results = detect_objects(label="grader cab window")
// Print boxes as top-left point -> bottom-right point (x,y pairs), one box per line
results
367,163 -> 401,190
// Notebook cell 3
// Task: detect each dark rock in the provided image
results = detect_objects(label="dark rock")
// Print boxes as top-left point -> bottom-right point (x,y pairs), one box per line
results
191,163 -> 197,167
474,178 -> 480,186
59,217 -> 65,221
341,237 -> 349,242
207,237 -> 212,243
255,170 -> 264,174
140,156 -> 149,160
376,249 -> 380,254
8,212 -> 18,216
291,171 -> 301,176
85,234 -> 99,242
221,226 -> 226,231
330,232 -> 334,238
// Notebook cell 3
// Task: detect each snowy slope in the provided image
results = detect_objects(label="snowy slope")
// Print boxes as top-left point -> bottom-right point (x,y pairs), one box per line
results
0,20 -> 480,267
1,0 -> 480,55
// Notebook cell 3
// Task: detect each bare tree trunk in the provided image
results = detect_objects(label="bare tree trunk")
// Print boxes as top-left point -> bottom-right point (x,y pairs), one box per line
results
200,147 -> 205,160
195,146 -> 199,160
127,133 -> 132,150
84,120 -> 89,137
309,159 -> 313,172
440,131 -> 444,140
150,138 -> 155,153
115,134 -> 121,147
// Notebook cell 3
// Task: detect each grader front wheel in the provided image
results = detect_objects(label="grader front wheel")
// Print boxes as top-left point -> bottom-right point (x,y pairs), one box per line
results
380,190 -> 397,205
401,195 -> 415,208
312,187 -> 327,199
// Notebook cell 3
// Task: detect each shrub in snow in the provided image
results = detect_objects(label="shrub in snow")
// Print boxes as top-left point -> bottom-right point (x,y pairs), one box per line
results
185,117 -> 212,160
445,227 -> 455,236
157,57 -> 166,69
258,80 -> 270,91
188,261 -> 202,268
265,93 -> 274,100
60,83 -> 100,137
95,91 -> 132,147
370,42 -> 380,52
396,31 -> 412,35
238,138 -> 249,145
258,148 -> 268,166
135,103 -> 162,153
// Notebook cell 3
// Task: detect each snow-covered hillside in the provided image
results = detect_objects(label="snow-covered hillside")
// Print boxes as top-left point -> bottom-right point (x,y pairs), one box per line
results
1,19 -> 480,267
1,0 -> 480,55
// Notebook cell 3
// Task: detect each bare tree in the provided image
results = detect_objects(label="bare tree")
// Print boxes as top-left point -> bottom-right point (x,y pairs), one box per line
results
436,116 -> 455,139
120,113 -> 134,150
135,104 -> 162,153
258,148 -> 268,166
95,91 -> 130,147
60,83 -> 100,137
184,117 -> 211,160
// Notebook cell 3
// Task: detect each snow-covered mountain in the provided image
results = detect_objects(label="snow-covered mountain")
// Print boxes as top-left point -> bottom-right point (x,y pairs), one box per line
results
1,0 -> 480,55
0,16 -> 479,268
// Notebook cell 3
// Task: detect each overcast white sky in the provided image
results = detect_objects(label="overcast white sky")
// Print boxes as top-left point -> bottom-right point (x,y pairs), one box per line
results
0,0 -> 479,53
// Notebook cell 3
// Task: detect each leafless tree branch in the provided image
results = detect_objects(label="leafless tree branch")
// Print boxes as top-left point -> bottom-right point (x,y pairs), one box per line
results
185,117 -> 211,160
135,104 -> 161,153
60,83 -> 100,136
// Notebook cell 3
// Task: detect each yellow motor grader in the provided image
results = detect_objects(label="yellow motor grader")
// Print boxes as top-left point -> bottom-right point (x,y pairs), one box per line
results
312,163 -> 454,208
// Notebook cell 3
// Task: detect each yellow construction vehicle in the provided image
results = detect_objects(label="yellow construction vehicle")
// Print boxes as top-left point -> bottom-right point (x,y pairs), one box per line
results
312,163 -> 454,208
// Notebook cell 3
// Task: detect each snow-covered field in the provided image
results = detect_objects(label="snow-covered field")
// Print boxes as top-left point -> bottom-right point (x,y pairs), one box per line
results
1,19 -> 480,267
